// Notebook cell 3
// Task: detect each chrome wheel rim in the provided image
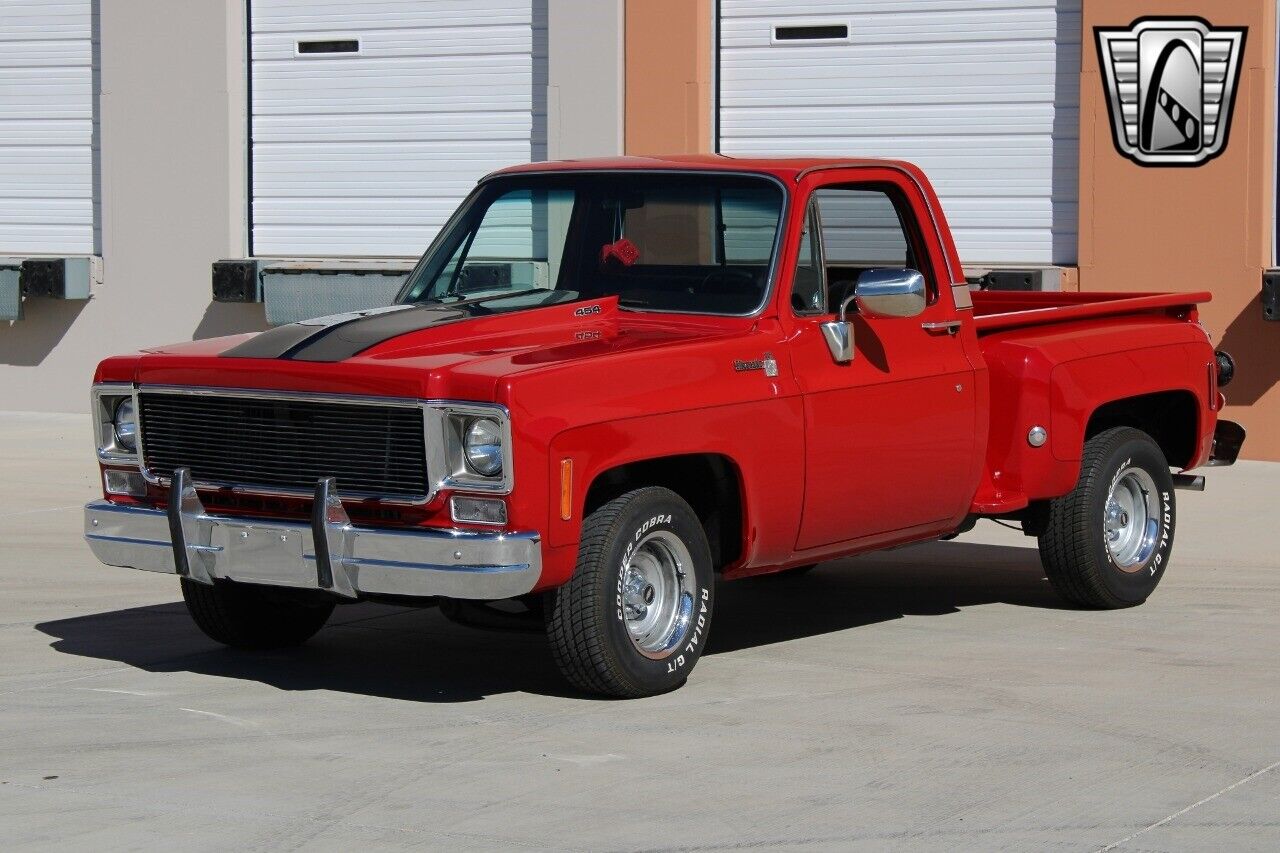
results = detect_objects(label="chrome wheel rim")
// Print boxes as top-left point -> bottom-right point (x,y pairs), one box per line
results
621,530 -> 696,659
1104,467 -> 1160,572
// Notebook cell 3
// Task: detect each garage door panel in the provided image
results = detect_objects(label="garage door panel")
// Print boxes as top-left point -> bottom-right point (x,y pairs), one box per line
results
250,225 -> 448,257
719,0 -> 1080,266
251,0 -> 543,257
253,111 -> 533,144
0,0 -> 95,254
721,0 -> 1069,21
252,27 -> 534,61
721,105 -> 1078,137
251,0 -> 532,30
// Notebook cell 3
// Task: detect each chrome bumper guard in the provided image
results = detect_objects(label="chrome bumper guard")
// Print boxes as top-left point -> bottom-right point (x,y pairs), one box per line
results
84,468 -> 541,600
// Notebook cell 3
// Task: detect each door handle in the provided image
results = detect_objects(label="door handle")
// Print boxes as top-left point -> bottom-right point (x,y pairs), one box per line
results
922,320 -> 962,335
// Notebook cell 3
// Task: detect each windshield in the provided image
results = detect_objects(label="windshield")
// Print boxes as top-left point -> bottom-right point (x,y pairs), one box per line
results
397,173 -> 785,316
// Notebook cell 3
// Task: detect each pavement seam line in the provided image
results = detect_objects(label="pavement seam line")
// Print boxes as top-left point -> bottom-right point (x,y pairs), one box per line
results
1096,759 -> 1280,851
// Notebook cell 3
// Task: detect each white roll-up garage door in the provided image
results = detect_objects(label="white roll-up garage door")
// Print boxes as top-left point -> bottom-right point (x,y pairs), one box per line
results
249,0 -> 545,258
0,0 -> 96,255
719,0 -> 1080,266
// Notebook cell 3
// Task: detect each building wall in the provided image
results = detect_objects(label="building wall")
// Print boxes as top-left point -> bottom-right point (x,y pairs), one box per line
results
549,0 -> 624,159
624,0 -> 713,154
1078,0 -> 1279,460
0,0 -> 265,413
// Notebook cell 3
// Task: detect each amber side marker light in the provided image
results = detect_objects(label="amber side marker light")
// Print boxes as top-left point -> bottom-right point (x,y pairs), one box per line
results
559,458 -> 573,521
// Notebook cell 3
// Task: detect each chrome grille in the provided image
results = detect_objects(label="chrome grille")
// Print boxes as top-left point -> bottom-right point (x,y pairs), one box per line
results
139,391 -> 429,501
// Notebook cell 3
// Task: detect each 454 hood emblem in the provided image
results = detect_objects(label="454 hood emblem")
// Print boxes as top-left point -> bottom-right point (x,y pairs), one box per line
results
1096,18 -> 1246,167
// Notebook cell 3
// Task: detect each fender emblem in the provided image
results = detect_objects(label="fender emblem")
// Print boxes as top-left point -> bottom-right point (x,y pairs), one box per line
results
734,352 -> 778,378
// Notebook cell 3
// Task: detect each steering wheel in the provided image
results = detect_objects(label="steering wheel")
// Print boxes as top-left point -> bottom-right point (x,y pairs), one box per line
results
699,269 -> 756,293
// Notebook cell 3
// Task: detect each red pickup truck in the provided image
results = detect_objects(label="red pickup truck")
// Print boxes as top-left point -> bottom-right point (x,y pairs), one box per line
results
85,156 -> 1244,697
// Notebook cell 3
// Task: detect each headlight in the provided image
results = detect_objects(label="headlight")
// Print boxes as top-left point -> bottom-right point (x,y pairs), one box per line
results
464,418 -> 503,476
113,397 -> 138,452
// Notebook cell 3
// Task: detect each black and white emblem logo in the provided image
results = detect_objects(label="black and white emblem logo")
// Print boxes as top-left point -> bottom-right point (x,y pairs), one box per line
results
1095,18 -> 1246,167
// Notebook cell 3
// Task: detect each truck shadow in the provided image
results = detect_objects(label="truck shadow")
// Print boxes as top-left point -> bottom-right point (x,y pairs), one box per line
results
35,540 -> 1061,703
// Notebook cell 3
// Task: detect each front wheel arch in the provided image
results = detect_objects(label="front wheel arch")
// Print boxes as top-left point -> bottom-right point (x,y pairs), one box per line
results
581,453 -> 745,571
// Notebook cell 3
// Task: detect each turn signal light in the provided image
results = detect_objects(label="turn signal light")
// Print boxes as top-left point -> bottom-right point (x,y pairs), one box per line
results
450,496 -> 507,526
104,469 -> 146,497
559,458 -> 573,521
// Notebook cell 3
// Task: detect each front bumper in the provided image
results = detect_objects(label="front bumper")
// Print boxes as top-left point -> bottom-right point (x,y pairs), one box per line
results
84,471 -> 541,600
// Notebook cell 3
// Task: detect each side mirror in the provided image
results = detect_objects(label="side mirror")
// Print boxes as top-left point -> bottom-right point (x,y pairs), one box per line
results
853,268 -> 927,319
820,269 -> 927,364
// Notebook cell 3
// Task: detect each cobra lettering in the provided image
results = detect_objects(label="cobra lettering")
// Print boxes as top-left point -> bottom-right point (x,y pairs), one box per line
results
635,515 -> 672,541
616,540 -> 635,622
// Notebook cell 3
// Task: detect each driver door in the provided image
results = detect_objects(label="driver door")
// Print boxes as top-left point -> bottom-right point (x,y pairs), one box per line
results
789,176 -> 977,550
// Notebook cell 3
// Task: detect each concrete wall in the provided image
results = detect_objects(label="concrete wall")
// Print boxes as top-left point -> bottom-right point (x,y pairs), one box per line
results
1078,0 -> 1280,460
0,0 -> 266,413
548,0 -> 624,159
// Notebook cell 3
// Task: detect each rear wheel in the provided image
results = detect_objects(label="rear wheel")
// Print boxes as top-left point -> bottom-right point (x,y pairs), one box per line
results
1037,427 -> 1176,608
181,579 -> 335,648
547,487 -> 715,698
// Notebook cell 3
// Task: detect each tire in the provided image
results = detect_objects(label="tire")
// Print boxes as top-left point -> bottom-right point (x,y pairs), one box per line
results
547,487 -> 715,698
1037,427 -> 1176,609
181,578 -> 335,649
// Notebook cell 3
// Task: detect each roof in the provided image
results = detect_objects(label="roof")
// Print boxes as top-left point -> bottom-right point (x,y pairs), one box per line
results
488,154 -> 919,183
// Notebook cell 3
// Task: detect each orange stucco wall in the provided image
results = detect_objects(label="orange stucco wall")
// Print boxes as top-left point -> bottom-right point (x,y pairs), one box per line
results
1079,0 -> 1279,460
624,0 -> 714,154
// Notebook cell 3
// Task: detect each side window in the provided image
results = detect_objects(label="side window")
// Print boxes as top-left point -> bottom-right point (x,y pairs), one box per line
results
812,186 -> 932,306
790,204 -> 824,314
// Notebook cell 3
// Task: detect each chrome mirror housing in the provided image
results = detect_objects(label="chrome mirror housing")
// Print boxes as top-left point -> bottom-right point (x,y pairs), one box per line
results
854,268 -> 927,319
818,269 -> 927,365
820,320 -> 853,364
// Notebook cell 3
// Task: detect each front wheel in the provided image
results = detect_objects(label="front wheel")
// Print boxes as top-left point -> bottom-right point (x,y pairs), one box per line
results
181,578 -> 335,648
1037,427 -> 1176,608
547,487 -> 715,698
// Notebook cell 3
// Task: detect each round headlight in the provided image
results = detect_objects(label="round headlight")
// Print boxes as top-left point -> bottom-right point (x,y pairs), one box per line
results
113,397 -> 138,452
464,418 -> 503,477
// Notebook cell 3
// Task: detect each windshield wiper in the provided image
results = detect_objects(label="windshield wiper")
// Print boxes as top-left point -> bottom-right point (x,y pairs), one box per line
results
412,288 -> 546,308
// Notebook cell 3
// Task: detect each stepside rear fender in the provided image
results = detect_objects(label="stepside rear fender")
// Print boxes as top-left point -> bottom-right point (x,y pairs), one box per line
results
973,319 -> 1215,515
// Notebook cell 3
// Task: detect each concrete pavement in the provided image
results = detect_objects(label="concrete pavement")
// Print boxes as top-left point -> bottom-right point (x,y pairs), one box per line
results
0,412 -> 1276,851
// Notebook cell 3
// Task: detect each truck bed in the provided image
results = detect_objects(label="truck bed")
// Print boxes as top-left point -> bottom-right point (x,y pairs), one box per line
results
971,290 -> 1212,333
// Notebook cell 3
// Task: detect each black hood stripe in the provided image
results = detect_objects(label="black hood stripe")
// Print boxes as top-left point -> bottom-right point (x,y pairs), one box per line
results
222,291 -> 584,362
221,304 -> 475,362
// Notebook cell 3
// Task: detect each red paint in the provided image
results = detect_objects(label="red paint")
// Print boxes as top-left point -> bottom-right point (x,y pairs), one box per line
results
93,157 -> 1225,589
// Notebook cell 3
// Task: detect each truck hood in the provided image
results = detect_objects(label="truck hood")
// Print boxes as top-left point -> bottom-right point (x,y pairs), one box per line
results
131,297 -> 758,401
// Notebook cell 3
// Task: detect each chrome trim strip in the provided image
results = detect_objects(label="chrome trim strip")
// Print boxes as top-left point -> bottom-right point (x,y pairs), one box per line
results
127,385 -> 515,505
135,384 -> 425,408
91,383 -> 140,465
84,500 -> 542,600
